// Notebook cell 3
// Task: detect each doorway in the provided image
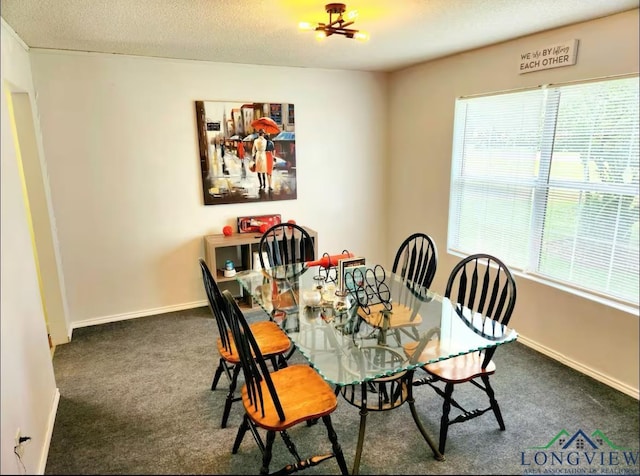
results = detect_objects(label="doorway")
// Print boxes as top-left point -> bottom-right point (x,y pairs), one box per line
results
7,90 -> 70,349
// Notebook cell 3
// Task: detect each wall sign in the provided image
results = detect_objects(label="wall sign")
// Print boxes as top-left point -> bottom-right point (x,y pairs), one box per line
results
518,39 -> 579,74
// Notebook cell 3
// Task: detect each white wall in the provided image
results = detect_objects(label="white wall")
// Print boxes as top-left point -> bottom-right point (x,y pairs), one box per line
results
28,52 -> 389,328
1,20 -> 59,475
389,9 -> 640,396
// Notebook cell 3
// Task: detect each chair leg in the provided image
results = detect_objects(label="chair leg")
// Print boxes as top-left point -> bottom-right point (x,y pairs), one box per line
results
260,430 -> 276,475
481,375 -> 505,430
276,429 -> 342,474
269,355 -> 279,372
232,414 -> 249,454
211,358 -> 226,391
439,382 -> 455,455
221,365 -> 241,428
280,430 -> 302,462
322,415 -> 350,475
283,346 -> 297,361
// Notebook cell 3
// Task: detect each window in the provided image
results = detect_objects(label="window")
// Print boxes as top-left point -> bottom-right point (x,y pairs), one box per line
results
448,76 -> 639,308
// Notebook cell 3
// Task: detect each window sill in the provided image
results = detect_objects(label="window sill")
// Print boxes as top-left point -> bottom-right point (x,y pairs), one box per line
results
515,270 -> 639,317
446,250 -> 638,317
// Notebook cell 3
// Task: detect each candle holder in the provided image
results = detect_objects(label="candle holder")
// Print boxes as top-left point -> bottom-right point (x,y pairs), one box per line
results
313,274 -> 326,294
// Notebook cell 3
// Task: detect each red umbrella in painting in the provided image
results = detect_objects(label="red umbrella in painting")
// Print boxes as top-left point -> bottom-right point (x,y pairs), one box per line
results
251,117 -> 281,135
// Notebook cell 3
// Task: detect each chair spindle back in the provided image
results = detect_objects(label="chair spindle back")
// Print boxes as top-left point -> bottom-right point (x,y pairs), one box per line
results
392,232 -> 438,290
222,290 -> 286,422
259,223 -> 315,276
199,258 -> 234,355
444,253 -> 516,366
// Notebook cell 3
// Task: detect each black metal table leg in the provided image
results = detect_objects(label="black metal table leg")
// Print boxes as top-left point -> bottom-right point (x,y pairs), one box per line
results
407,370 -> 445,461
352,383 -> 369,475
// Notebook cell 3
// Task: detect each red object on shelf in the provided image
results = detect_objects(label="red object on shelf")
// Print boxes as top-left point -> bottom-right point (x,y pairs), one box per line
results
305,252 -> 355,269
259,224 -> 269,234
222,225 -> 233,236
237,214 -> 282,234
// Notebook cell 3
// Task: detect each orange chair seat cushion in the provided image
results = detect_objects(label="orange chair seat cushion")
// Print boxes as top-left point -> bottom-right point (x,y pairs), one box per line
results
423,352 -> 496,383
242,364 -> 338,431
217,320 -> 291,364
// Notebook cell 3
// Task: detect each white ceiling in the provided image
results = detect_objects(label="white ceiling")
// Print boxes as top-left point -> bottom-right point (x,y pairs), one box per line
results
1,0 -> 638,72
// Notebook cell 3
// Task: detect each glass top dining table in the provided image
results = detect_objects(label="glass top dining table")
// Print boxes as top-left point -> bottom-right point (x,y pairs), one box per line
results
235,264 -> 518,386
235,263 -> 518,473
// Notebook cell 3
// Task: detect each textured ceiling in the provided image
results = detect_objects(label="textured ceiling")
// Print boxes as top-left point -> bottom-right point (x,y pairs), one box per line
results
1,0 -> 638,72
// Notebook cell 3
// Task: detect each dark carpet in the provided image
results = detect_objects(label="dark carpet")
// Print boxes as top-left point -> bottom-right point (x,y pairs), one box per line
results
45,306 -> 640,475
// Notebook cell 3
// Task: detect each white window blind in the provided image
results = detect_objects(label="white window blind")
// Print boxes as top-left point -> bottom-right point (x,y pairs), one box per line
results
448,76 -> 639,307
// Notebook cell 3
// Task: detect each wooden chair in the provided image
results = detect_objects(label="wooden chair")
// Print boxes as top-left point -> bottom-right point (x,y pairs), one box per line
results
258,223 -> 315,279
412,253 -> 517,454
392,232 -> 438,291
258,222 -> 315,362
222,290 -> 349,476
199,258 -> 292,428
354,234 -> 437,346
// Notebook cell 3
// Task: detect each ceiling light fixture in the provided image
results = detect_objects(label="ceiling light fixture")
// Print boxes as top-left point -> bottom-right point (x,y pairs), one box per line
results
299,3 -> 368,41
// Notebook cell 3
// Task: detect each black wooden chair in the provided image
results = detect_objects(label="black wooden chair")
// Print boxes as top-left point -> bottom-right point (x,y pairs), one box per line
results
392,232 -> 438,291
357,233 -> 436,346
412,253 -> 517,454
199,258 -> 291,428
258,222 -> 315,362
222,290 -> 349,476
258,223 -> 315,279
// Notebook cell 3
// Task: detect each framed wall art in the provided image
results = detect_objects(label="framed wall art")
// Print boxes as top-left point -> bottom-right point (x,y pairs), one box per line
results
195,100 -> 297,205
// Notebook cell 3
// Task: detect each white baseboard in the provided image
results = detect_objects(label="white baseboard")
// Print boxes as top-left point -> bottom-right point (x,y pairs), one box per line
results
69,300 -> 208,334
516,335 -> 639,400
38,388 -> 60,475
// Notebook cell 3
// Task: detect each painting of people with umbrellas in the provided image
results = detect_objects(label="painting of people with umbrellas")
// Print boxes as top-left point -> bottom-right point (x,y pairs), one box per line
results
195,100 -> 297,205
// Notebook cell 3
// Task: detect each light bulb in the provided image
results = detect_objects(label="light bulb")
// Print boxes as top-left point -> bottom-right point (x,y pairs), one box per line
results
315,30 -> 327,40
346,10 -> 358,20
298,21 -> 313,31
354,31 -> 369,41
